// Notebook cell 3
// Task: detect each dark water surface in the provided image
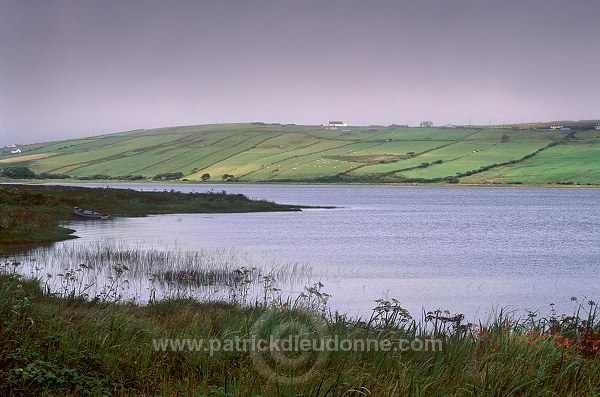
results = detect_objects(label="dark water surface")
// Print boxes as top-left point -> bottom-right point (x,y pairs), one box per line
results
15,183 -> 600,321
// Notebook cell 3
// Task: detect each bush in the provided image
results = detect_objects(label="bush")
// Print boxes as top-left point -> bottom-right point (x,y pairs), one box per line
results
114,175 -> 145,181
152,172 -> 184,181
75,174 -> 111,181
36,172 -> 71,180
201,173 -> 211,181
0,166 -> 36,179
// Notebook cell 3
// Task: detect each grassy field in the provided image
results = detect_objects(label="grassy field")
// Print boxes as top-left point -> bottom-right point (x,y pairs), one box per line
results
1,123 -> 599,184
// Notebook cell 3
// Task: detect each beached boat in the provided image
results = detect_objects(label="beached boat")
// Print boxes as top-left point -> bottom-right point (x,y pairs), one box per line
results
73,207 -> 109,220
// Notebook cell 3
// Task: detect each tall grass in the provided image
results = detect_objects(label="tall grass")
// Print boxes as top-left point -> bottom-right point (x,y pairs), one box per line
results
1,254 -> 599,396
16,241 -> 312,304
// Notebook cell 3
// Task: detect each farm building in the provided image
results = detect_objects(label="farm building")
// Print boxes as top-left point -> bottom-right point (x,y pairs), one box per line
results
329,121 -> 348,127
341,130 -> 352,135
10,148 -> 21,154
560,127 -> 571,133
420,121 -> 433,128
367,128 -> 378,133
550,124 -> 563,130
445,124 -> 456,128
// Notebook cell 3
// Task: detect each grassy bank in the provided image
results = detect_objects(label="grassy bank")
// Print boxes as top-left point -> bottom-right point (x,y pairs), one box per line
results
2,123 -> 599,185
0,270 -> 599,397
0,184 -> 302,248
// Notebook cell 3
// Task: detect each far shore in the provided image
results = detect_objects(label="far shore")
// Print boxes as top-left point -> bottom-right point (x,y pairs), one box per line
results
1,178 -> 598,189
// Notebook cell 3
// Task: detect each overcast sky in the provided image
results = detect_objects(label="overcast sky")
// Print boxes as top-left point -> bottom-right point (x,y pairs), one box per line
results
1,0 -> 599,145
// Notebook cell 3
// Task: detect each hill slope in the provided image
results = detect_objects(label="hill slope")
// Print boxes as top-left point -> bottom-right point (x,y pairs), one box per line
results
1,123 -> 599,184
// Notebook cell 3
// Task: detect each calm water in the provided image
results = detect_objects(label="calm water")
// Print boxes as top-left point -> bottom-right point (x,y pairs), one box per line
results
14,183 -> 600,321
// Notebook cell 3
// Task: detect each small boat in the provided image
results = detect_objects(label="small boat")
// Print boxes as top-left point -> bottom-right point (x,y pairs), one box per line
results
74,207 -> 109,220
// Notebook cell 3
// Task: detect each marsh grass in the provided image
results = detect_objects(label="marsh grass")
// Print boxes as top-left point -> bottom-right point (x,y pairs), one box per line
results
16,241 -> 312,304
1,250 -> 599,397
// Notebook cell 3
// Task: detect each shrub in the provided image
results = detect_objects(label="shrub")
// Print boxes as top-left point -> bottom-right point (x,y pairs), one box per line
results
152,172 -> 184,181
0,166 -> 35,179
114,175 -> 145,181
36,172 -> 71,180
221,174 -> 235,181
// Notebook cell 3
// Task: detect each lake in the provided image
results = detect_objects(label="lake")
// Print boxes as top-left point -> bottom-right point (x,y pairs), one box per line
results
13,183 -> 600,322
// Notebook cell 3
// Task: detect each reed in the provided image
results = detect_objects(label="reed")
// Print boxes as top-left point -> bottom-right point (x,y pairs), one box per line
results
17,241 -> 312,305
1,259 -> 598,396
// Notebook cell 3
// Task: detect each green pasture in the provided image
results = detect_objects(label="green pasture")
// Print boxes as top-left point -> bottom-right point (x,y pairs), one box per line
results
462,134 -> 600,184
2,123 -> 599,184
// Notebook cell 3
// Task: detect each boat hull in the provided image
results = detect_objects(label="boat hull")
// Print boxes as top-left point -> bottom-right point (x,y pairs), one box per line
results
73,207 -> 109,220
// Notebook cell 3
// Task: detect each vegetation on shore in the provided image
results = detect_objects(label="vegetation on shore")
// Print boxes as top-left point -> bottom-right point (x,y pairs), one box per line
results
1,122 -> 599,185
0,264 -> 599,397
0,184 -> 302,248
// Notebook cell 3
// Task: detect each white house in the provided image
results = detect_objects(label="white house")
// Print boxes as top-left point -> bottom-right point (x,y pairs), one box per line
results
10,148 -> 21,154
550,124 -> 563,130
445,124 -> 456,128
5,144 -> 16,148
420,121 -> 434,128
329,121 -> 348,127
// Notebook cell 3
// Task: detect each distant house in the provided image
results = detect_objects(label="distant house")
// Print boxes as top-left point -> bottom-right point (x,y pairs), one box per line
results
341,130 -> 352,135
550,124 -> 563,130
6,144 -> 16,148
560,127 -> 571,133
420,121 -> 433,128
445,124 -> 456,128
10,148 -> 21,154
595,124 -> 600,130
326,121 -> 349,130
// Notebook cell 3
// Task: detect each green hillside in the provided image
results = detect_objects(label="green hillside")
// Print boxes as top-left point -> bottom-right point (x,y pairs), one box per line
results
1,123 -> 600,185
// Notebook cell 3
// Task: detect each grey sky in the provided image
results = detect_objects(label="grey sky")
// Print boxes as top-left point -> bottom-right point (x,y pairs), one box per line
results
1,0 -> 599,144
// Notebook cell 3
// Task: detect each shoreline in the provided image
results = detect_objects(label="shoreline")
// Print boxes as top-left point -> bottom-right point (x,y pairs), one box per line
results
0,183 -> 308,253
2,178 -> 599,189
